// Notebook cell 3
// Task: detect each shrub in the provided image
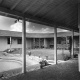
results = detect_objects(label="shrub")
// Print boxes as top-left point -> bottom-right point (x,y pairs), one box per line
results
39,60 -> 48,69
63,55 -> 71,61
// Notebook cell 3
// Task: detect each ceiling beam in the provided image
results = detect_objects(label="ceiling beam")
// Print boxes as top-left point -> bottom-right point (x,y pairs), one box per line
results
0,6 -> 78,32
11,0 -> 22,10
33,0 -> 69,17
0,7 -> 24,17
49,7 -> 73,22
41,0 -> 69,19
0,0 -> 3,4
23,0 -> 38,13
33,0 -> 53,17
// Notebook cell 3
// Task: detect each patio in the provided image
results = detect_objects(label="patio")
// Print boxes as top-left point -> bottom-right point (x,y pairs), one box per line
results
2,59 -> 80,80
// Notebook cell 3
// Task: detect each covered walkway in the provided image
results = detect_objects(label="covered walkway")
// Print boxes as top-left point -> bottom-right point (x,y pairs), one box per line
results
3,59 -> 80,80
0,0 -> 79,79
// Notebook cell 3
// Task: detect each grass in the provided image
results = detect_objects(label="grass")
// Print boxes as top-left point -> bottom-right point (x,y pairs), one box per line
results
30,49 -> 70,60
11,49 -> 70,60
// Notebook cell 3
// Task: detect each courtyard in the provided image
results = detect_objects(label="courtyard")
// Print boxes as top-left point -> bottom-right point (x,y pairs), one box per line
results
1,58 -> 80,80
0,49 -> 72,78
0,0 -> 79,80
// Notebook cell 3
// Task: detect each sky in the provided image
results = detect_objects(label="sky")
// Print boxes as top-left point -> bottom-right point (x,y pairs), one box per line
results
0,15 -> 69,33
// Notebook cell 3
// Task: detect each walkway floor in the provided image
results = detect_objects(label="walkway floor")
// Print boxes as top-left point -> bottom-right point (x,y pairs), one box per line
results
2,58 -> 80,80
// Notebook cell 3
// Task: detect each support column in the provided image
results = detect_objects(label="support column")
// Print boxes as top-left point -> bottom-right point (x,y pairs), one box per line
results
39,38 -> 40,48
44,38 -> 47,48
33,38 -> 35,48
78,28 -> 80,72
22,17 -> 26,73
44,38 -> 46,48
54,27 -> 57,64
66,37 -> 67,45
65,36 -> 68,50
10,36 -> 12,50
71,30 -> 74,58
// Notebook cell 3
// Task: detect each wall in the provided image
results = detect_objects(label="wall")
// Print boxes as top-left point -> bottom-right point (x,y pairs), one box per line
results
0,37 -> 10,51
0,36 -> 79,51
11,38 -> 32,49
10,37 -> 22,49
0,37 -> 22,51
0,37 -> 32,51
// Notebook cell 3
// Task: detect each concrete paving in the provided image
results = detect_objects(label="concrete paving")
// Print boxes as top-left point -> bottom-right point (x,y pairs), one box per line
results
0,59 -> 21,72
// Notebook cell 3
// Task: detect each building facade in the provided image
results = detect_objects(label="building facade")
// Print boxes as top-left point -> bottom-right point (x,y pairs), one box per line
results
0,30 -> 79,51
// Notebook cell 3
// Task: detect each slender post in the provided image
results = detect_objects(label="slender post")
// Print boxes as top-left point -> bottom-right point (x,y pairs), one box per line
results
44,38 -> 46,48
34,38 -> 35,49
10,36 -> 12,50
54,27 -> 57,64
71,30 -> 74,58
78,28 -> 80,72
39,38 -> 40,48
22,17 -> 26,73
66,37 -> 67,50
66,37 -> 67,45
44,38 -> 47,48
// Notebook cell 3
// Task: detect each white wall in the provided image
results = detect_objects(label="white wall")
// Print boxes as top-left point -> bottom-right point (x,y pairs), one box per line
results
11,37 -> 22,49
0,37 -> 32,51
0,36 -> 78,51
11,38 -> 32,49
0,37 -> 10,51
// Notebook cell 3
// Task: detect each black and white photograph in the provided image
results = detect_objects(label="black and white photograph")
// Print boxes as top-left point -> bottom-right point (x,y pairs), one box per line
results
0,0 -> 79,80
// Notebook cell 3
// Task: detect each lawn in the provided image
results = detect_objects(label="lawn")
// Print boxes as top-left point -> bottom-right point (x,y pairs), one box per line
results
29,49 -> 70,60
11,48 -> 70,60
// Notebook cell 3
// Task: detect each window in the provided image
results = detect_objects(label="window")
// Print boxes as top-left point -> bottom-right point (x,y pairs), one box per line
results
17,39 -> 22,44
7,38 -> 10,44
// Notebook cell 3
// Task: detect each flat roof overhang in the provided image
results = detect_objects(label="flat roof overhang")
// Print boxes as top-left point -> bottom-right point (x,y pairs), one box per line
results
0,0 -> 78,32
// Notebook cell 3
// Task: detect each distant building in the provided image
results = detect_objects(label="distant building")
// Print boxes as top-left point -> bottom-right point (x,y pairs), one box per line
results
0,30 -> 79,51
